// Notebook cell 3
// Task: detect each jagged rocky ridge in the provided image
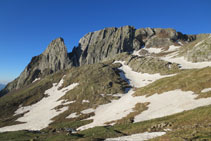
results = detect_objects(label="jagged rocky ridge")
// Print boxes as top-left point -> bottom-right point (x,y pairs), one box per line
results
0,26 -> 199,96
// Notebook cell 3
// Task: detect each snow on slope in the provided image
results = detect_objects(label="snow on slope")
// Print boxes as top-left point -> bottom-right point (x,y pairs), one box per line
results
132,44 -> 211,69
32,78 -> 40,83
166,45 -> 180,52
145,47 -> 162,54
105,132 -> 166,141
161,47 -> 211,69
0,78 -> 79,132
78,61 -> 211,131
66,112 -> 79,119
162,55 -> 211,69
201,88 -> 211,93
134,90 -> 211,123
77,62 -> 172,130
115,61 -> 170,88
132,50 -> 142,56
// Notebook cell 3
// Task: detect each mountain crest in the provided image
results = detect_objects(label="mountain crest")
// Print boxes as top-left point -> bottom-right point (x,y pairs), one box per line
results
0,26 -> 198,96
42,37 -> 70,71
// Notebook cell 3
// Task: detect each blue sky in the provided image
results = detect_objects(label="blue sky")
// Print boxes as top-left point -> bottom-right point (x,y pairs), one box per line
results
0,0 -> 210,84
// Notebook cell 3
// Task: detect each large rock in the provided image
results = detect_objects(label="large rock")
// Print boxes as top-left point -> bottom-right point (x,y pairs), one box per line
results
135,28 -> 196,48
78,26 -> 136,65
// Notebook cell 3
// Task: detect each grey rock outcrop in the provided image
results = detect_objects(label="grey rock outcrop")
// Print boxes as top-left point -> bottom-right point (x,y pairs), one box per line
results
76,26 -> 196,66
135,28 -> 196,48
78,26 -> 136,65
185,34 -> 211,62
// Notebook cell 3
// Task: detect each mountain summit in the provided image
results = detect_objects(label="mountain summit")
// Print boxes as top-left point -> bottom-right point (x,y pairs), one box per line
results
0,26 -> 197,96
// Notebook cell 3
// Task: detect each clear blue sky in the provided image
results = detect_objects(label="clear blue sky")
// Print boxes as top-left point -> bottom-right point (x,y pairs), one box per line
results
0,0 -> 210,84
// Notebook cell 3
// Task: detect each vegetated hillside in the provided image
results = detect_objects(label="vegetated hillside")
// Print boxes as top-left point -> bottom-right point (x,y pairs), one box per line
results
0,26 -> 211,141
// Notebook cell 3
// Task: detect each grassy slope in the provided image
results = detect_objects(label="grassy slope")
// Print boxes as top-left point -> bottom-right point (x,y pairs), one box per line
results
0,60 -> 130,139
49,60 -> 129,129
134,67 -> 211,98
0,104 -> 210,140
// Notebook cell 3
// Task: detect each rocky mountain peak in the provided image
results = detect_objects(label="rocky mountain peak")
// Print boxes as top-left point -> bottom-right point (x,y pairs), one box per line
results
43,37 -> 66,56
77,25 -> 136,65
0,26 -> 198,96
42,37 -> 70,71
0,38 -> 71,95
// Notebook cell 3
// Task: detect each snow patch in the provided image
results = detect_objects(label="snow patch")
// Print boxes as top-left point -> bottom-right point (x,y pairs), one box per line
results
66,112 -> 79,119
32,78 -> 40,83
81,108 -> 95,114
0,78 -> 79,132
62,100 -> 76,106
132,50 -> 142,56
162,55 -> 211,69
134,90 -> 211,122
178,41 -> 183,46
201,88 -> 211,93
114,61 -> 172,88
105,132 -> 166,141
166,45 -> 180,52
195,40 -> 204,47
82,100 -> 90,103
145,47 -> 162,54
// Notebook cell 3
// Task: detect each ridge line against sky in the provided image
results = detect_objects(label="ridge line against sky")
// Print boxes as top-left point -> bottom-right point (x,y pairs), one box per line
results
0,0 -> 211,84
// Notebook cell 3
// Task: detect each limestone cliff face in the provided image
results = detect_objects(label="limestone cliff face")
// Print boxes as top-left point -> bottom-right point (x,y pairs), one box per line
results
0,26 -> 197,96
75,26 -> 195,65
78,26 -> 136,65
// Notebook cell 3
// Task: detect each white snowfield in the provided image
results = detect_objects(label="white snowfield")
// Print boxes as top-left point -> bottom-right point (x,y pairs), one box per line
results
32,78 -> 40,83
133,45 -> 211,69
114,61 -> 171,88
105,132 -> 166,141
134,90 -> 211,123
66,112 -> 79,119
132,50 -> 142,56
145,47 -> 162,54
161,45 -> 211,69
62,100 -> 76,106
78,61 -> 211,131
132,45 -> 180,57
66,108 -> 94,119
162,55 -> 211,69
82,100 -> 90,103
81,108 -> 95,114
166,45 -> 180,52
201,88 -> 211,93
0,78 -> 79,132
77,62 -> 173,130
